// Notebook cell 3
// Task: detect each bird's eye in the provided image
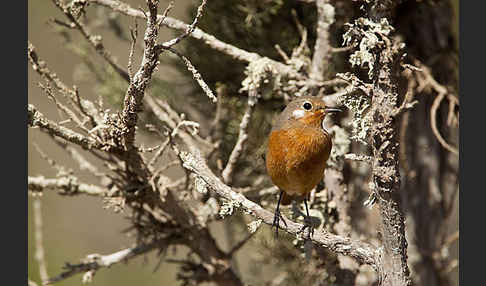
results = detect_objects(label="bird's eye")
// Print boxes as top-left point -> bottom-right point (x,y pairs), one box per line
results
303,102 -> 313,110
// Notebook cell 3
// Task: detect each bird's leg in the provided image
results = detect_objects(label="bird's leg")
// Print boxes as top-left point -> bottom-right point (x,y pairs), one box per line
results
272,191 -> 288,237
299,197 -> 314,239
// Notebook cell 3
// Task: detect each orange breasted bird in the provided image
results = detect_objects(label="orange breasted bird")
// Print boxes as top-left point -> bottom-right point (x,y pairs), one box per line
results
265,96 -> 341,236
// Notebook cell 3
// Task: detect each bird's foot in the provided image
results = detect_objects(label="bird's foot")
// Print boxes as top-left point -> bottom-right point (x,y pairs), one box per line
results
299,216 -> 315,239
272,209 -> 288,238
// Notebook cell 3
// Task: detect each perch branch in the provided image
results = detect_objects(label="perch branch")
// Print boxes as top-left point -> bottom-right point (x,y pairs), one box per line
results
175,146 -> 379,268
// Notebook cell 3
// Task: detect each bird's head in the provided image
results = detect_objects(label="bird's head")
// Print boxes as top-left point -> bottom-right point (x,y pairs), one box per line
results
276,96 -> 341,130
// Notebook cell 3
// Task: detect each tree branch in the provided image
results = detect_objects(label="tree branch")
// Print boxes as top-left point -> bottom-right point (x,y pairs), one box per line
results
221,88 -> 258,184
28,104 -> 103,150
175,146 -> 379,268
90,0 -> 260,63
44,240 -> 163,285
309,0 -> 334,82
28,176 -> 106,196
51,0 -> 130,82
33,199 -> 49,284
121,0 -> 161,147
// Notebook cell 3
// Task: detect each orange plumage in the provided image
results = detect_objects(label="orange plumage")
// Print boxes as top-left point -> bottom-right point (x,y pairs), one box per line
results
265,96 -> 340,235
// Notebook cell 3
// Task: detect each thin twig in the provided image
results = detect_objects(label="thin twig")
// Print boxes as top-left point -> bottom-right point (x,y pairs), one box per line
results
226,231 -> 256,257
159,0 -> 207,48
221,88 -> 258,183
33,199 -> 49,284
51,0 -> 130,81
28,42 -> 102,125
344,153 -> 373,163
430,94 -> 459,156
90,0 -> 261,62
144,95 -> 215,156
148,138 -> 170,170
28,176 -> 106,196
44,240 -> 162,285
157,1 -> 175,28
128,19 -> 138,81
33,143 -> 66,174
38,83 -> 90,133
49,135 -> 102,176
158,47 -> 217,102
28,104 -> 104,150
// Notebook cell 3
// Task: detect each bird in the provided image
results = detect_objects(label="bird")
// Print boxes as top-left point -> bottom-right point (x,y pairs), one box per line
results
265,95 -> 341,237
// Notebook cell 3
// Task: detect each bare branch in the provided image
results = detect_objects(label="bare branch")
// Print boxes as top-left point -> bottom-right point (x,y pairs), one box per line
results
175,146 -> 379,268
90,0 -> 261,63
28,104 -> 103,150
37,83 -> 89,133
28,176 -> 106,196
430,93 -> 459,156
148,138 -> 170,170
44,240 -> 162,285
128,19 -> 138,81
309,0 -> 334,82
159,0 -> 207,49
120,0 -> 163,147
50,136 -> 102,175
144,96 -> 215,155
28,42 -> 101,126
51,0 -> 130,82
344,153 -> 373,163
33,199 -> 49,284
226,231 -> 256,257
159,47 -> 217,103
221,88 -> 258,184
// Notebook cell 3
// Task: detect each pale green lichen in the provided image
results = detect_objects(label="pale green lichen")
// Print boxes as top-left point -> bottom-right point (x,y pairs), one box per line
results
240,57 -> 277,94
247,219 -> 262,233
219,199 -> 241,218
194,177 -> 208,194
327,125 -> 351,169
343,17 -> 394,79
336,79 -> 372,145
195,197 -> 220,227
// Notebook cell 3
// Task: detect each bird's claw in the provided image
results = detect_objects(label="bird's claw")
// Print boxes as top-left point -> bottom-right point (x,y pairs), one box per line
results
299,216 -> 314,239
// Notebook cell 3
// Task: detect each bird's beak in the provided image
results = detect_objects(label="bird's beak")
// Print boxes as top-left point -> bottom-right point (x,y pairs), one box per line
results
324,107 -> 342,113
